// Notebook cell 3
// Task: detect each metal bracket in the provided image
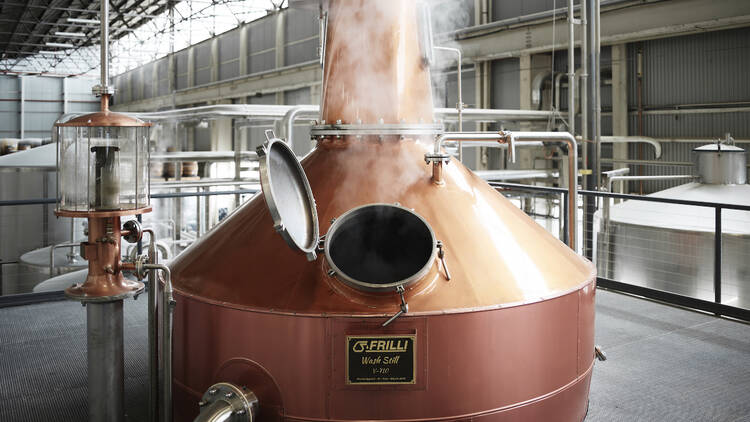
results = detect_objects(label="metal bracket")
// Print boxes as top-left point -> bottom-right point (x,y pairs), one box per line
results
595,345 -> 607,361
499,130 -> 516,164
382,285 -> 409,327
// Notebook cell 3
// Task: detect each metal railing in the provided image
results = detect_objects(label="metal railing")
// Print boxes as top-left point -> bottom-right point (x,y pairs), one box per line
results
493,182 -> 750,322
3,180 -> 750,323
0,188 -> 258,306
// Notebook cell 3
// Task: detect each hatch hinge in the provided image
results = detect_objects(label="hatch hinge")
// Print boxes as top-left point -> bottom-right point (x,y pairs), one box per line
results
382,285 -> 408,327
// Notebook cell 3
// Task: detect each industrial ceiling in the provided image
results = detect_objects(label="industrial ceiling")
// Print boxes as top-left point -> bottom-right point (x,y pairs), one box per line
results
0,0 -> 171,74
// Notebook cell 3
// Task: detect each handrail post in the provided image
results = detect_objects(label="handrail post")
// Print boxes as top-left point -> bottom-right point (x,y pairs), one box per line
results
714,207 -> 722,306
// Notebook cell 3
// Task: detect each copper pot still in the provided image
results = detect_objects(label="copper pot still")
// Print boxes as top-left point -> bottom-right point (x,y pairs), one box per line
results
171,1 -> 596,421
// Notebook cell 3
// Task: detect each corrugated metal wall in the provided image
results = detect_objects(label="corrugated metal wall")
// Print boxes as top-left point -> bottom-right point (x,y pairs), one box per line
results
157,58 -> 170,96
284,8 -> 318,66
194,41 -> 213,86
175,51 -> 189,90
248,15 -> 277,74
219,31 -> 240,81
492,0 -> 579,21
0,75 -> 98,140
627,27 -> 750,193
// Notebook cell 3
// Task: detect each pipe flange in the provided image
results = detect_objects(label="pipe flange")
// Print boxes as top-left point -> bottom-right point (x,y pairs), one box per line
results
197,382 -> 258,422
92,84 -> 116,97
424,152 -> 451,164
133,254 -> 149,280
122,219 -> 143,244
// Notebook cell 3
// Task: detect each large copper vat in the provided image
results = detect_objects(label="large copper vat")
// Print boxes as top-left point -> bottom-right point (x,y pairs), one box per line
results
171,1 -> 596,420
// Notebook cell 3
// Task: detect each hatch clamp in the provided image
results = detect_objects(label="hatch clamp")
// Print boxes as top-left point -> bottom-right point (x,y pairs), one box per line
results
382,285 -> 408,327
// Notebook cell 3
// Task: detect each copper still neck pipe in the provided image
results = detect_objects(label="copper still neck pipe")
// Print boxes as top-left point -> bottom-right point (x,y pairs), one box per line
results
320,0 -> 434,125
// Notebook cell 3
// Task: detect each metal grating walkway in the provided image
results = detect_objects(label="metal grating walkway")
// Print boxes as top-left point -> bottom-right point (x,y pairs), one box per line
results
0,289 -> 748,421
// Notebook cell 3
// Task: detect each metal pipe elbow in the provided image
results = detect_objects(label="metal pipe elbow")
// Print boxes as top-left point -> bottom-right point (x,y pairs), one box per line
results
194,383 -> 259,422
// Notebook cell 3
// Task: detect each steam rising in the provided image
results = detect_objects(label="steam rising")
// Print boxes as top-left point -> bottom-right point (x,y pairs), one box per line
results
320,0 -> 434,124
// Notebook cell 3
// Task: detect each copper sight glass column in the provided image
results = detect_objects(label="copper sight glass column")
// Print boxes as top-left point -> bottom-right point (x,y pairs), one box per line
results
54,80 -> 152,421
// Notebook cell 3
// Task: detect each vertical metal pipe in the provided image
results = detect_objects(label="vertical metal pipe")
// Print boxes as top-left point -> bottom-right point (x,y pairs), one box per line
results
161,267 -> 174,422
714,207 -> 722,304
87,300 -> 124,422
583,0 -> 599,259
580,0 -> 588,142
567,0 -> 575,136
594,0 -> 602,188
434,47 -> 464,159
145,263 -> 173,422
19,76 -> 25,139
101,0 -> 109,88
144,230 -> 158,422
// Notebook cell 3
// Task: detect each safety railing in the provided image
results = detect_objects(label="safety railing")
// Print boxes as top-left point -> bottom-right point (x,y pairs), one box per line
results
492,182 -> 750,322
0,188 -> 258,305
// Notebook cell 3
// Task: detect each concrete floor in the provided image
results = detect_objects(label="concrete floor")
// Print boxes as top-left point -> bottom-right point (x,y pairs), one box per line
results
0,289 -> 748,421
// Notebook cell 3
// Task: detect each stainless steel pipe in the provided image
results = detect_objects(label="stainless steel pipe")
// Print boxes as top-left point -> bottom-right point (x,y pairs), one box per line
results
434,46 -> 465,159
568,0 -> 576,136
193,382 -> 259,422
432,131 -> 578,250
143,263 -> 173,422
607,174 -> 697,193
87,300 -> 125,422
280,105 -> 319,149
194,401 -> 234,422
100,0 -> 109,88
49,241 -> 80,276
142,229 -> 159,422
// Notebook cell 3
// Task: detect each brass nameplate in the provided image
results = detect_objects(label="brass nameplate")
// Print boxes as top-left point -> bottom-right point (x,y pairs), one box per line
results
346,335 -> 416,385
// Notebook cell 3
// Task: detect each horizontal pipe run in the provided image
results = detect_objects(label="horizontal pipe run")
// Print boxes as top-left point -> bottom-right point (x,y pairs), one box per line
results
130,104 -> 301,121
434,131 -> 578,250
152,178 -> 259,189
126,105 -> 556,125
435,107 -> 554,122
606,174 -> 696,192
0,189 -> 260,207
149,151 -> 258,162
597,136 -> 662,159
496,182 -> 750,211
150,189 -> 258,199
445,0 -> 636,39
476,169 -> 559,181
444,140 -> 544,149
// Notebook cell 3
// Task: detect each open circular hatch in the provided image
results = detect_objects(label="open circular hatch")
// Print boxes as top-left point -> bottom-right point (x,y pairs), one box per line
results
257,135 -> 319,261
324,204 -> 437,291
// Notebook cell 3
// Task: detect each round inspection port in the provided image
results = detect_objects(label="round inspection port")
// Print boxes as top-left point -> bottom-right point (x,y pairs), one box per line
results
324,204 -> 437,291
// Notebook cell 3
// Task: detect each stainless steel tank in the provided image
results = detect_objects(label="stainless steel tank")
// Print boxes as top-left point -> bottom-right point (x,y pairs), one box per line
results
597,143 -> 750,308
0,143 -> 86,294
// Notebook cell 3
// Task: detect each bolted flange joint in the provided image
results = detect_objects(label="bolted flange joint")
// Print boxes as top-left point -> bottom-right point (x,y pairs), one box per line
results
195,382 -> 258,422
